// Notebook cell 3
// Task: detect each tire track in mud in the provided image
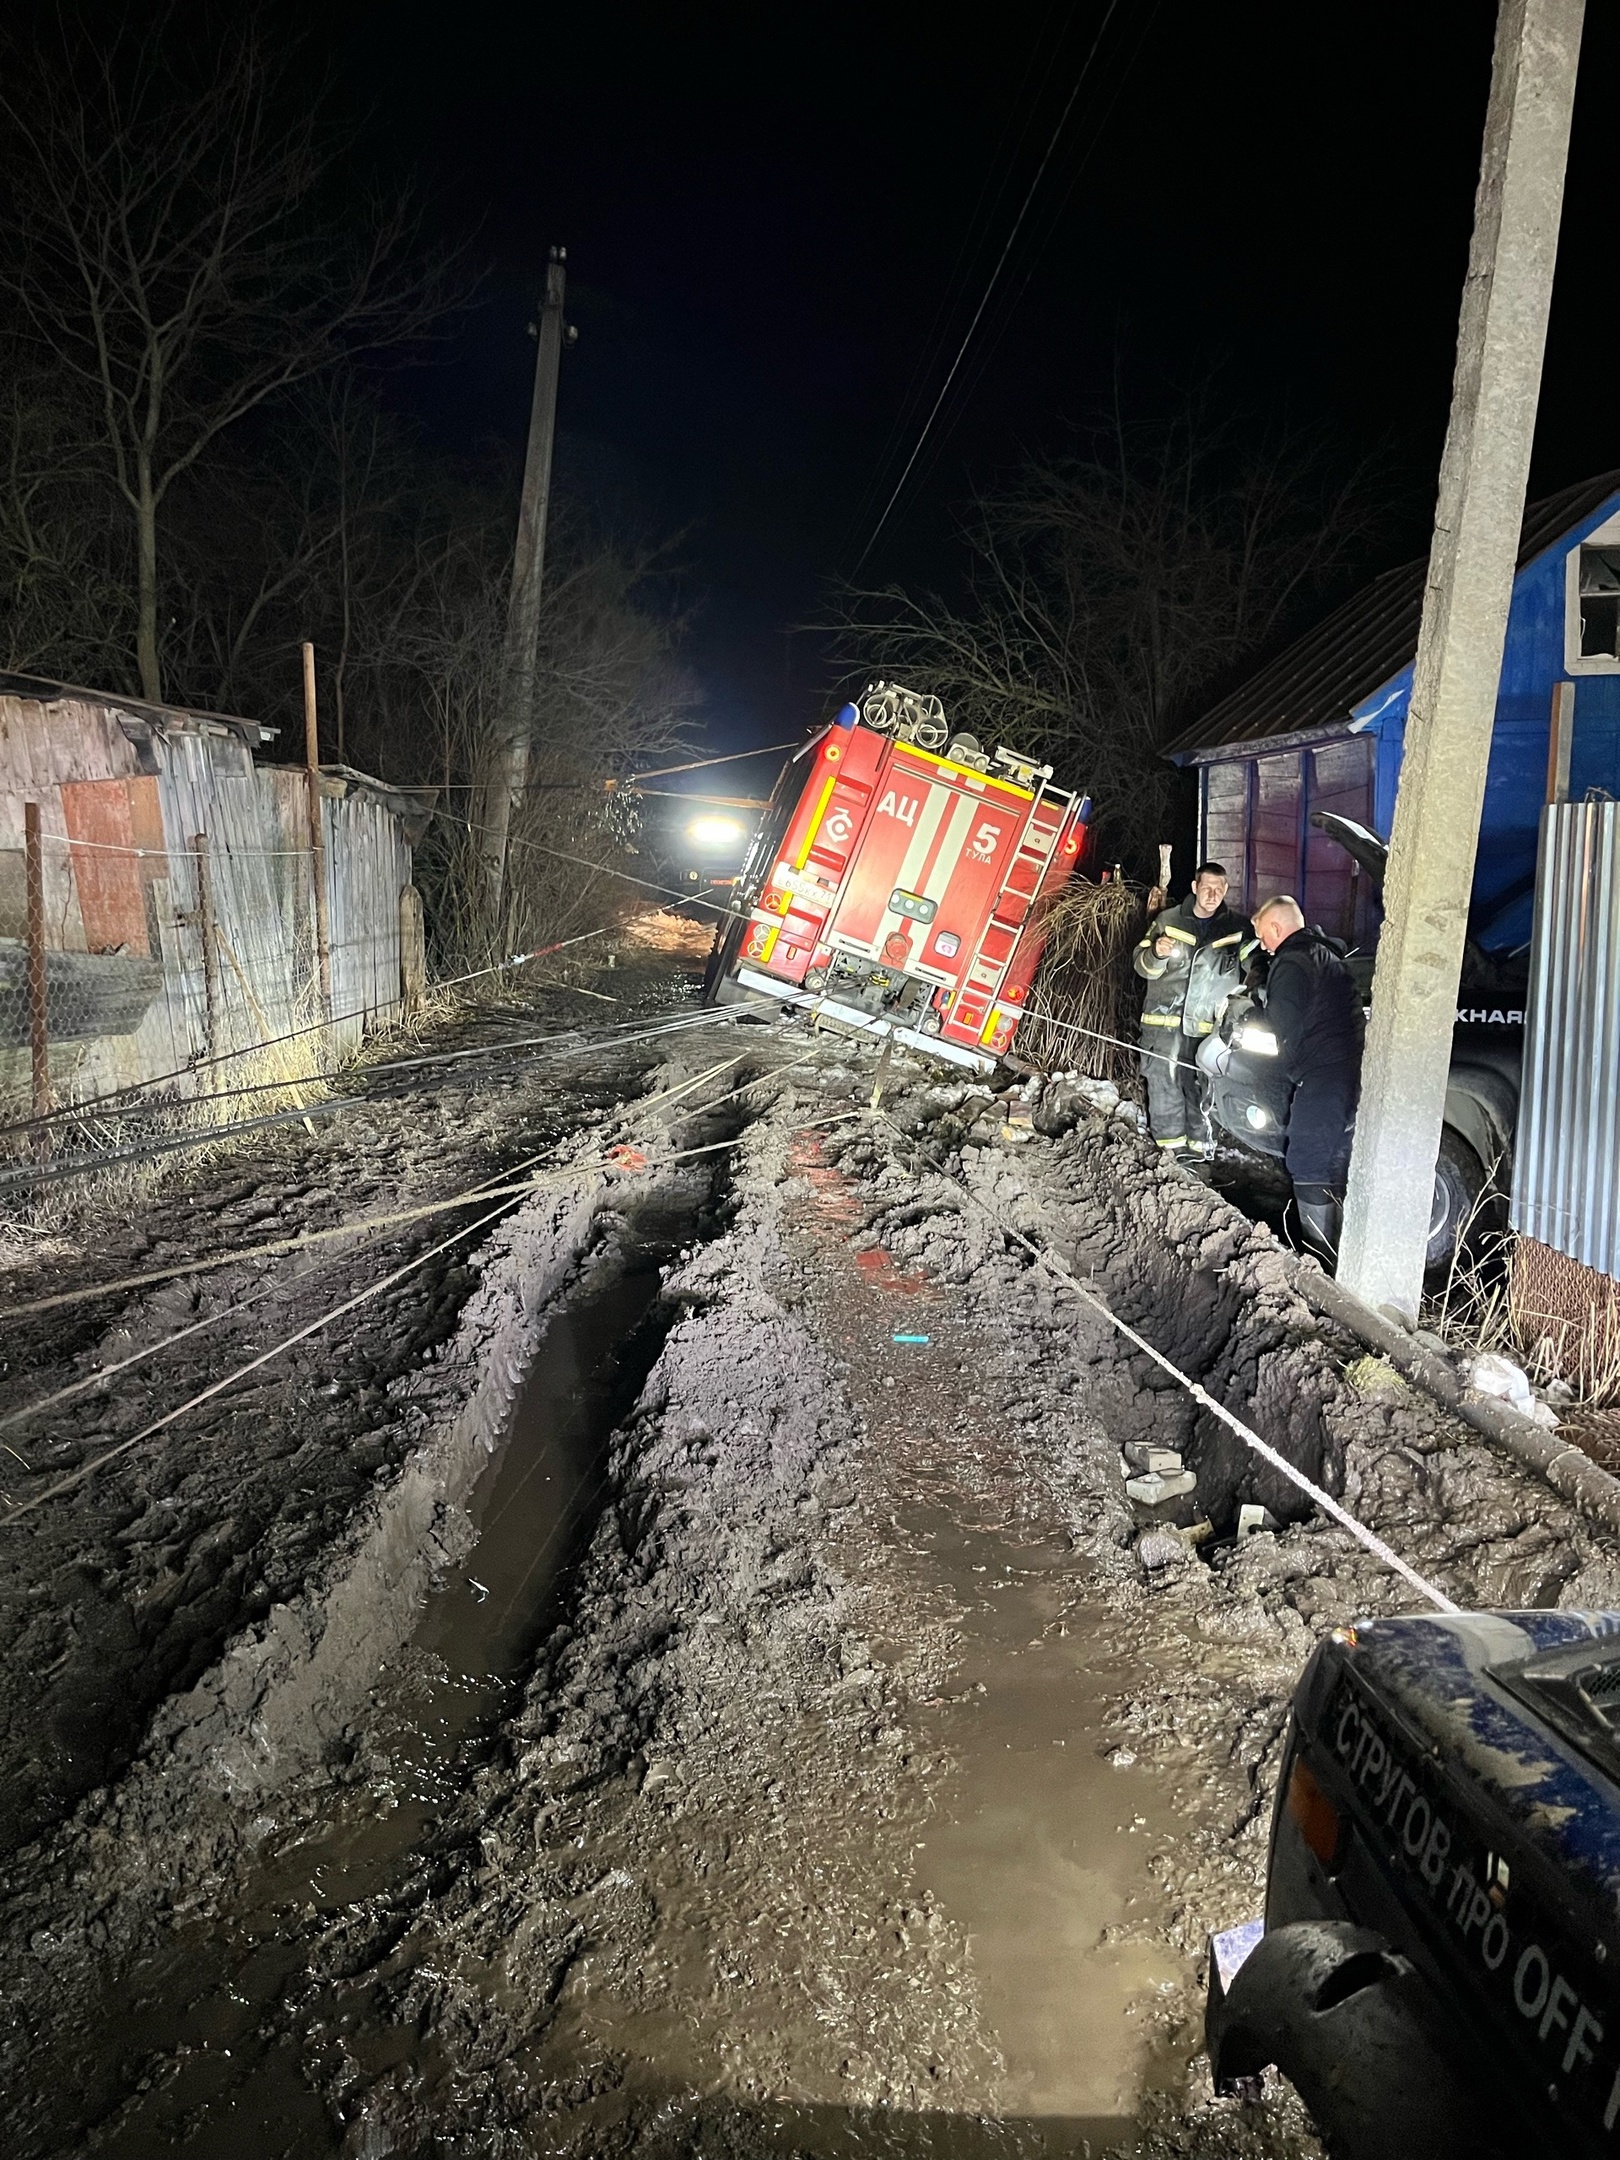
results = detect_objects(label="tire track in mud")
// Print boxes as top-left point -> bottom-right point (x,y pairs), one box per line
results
278,1096 -> 999,2158
0,1018 -> 668,1862
214,1065 -> 1321,2158
11,1033 -> 1620,2158
0,1000 -> 775,2155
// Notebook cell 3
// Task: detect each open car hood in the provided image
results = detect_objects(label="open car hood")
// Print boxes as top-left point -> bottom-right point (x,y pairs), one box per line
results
1309,810 -> 1387,892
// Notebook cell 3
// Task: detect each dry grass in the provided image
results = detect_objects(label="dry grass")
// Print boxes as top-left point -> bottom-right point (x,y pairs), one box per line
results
0,977 -> 462,1244
1016,878 -> 1146,1086
1420,1155 -> 1515,1360
1421,1184 -> 1620,1463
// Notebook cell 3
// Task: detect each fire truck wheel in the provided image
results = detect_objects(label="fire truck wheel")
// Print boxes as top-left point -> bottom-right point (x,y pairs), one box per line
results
702,918 -> 747,1006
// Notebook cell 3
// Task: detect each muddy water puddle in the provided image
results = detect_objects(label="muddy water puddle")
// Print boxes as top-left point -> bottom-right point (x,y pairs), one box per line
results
901,1514 -> 1185,2147
88,1226 -> 686,2159
782,1134 -> 1193,2149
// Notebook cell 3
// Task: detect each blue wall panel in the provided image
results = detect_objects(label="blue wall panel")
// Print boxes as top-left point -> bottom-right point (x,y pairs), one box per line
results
1321,504 -> 1620,951
1198,495 -> 1620,952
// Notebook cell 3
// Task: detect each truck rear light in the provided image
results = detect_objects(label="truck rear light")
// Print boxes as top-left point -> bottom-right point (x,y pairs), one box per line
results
1286,1756 -> 1343,1869
1063,834 -> 1080,854
824,743 -> 842,763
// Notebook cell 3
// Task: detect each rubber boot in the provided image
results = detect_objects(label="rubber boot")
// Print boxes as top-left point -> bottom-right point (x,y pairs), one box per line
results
1294,1185 -> 1344,1267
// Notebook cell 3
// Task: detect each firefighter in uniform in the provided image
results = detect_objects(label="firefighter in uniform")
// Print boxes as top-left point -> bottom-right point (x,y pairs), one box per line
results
1132,862 -> 1255,1169
1251,895 -> 1365,1262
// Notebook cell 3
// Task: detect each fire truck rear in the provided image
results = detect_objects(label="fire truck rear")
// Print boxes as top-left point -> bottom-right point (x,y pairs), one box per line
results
706,684 -> 1091,1072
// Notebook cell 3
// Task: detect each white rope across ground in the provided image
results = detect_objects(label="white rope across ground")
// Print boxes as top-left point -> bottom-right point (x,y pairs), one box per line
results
0,1199 -> 528,1524
0,1008 -> 747,1189
0,1059 -> 845,1504
876,1113 -> 1459,1617
0,947 -> 728,1144
2,1048 -> 757,1322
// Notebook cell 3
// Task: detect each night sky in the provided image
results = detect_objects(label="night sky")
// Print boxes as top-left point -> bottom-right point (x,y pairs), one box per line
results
335,0 -> 1620,763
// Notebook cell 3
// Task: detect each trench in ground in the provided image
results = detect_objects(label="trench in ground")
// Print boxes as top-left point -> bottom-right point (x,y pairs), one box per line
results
65,1156 -> 740,2160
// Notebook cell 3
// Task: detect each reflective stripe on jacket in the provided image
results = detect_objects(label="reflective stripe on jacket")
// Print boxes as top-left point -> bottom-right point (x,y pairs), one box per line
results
1132,897 -> 1256,1037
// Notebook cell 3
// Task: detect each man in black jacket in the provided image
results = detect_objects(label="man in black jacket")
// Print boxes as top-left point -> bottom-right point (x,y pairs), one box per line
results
1253,896 -> 1365,1262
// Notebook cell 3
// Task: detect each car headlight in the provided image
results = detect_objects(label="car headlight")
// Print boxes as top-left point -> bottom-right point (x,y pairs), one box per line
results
1244,1103 -> 1272,1131
1237,1024 -> 1279,1057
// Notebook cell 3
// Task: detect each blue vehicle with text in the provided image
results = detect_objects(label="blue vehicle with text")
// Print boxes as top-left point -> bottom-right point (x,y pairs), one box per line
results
1208,1608 -> 1620,2159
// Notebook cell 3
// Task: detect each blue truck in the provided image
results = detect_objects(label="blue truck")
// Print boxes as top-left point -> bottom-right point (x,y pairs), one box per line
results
1208,1609 -> 1620,2159
1164,472 -> 1620,1269
1198,811 -> 1525,1272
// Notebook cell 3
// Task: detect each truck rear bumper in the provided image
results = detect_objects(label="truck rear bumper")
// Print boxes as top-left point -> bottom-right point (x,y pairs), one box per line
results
733,966 -> 997,1073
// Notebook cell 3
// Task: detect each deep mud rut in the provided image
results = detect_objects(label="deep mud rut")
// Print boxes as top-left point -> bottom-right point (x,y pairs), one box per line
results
5,952 -> 1620,2159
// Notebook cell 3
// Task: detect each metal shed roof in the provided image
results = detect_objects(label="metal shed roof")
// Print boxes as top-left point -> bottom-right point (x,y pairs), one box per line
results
0,669 -> 277,750
1162,469 -> 1620,761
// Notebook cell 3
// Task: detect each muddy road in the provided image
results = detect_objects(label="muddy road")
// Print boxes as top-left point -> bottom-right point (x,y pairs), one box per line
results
4,929 -> 1618,2157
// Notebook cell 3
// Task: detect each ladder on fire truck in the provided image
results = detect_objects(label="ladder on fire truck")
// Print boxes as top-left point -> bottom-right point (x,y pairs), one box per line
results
955,773 -> 1066,1014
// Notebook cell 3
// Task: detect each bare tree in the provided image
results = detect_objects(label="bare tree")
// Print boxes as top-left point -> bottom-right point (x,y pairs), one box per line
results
830,413 -> 1384,860
343,483 -> 698,965
0,11 -> 460,701
158,375 -> 407,728
0,362 -> 133,683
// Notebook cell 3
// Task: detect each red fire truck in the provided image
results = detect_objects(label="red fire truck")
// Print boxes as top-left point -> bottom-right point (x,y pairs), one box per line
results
705,684 -> 1092,1073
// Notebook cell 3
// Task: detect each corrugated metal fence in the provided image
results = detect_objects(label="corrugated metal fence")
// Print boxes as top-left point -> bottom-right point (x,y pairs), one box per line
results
1510,799 -> 1620,1276
0,686 -> 415,1116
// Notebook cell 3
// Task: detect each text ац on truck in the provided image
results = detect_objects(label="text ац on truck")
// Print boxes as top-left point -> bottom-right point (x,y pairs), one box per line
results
705,682 -> 1092,1073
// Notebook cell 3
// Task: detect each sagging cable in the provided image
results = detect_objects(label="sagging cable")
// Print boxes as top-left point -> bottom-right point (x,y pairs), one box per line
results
0,1092 -> 841,1521
3,1050 -> 754,1323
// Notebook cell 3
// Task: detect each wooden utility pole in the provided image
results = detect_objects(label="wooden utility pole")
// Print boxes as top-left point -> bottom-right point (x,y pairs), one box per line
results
1339,0 -> 1584,1321
302,640 -> 333,1009
478,245 -> 571,917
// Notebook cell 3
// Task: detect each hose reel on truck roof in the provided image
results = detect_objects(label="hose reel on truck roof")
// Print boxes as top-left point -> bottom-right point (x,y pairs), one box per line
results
856,681 -> 1049,782
859,681 -> 949,750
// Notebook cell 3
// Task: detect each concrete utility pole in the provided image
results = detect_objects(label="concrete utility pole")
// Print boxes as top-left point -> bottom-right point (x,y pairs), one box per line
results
1338,0 -> 1584,1322
480,245 -> 571,915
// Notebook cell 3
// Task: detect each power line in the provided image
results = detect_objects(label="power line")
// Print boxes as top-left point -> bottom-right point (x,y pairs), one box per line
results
895,0 -> 1163,515
0,1078 -> 848,1515
849,0 -> 1123,577
0,807 -> 733,1150
1,1052 -> 751,1326
874,1109 -> 1457,1615
839,2 -> 1071,558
